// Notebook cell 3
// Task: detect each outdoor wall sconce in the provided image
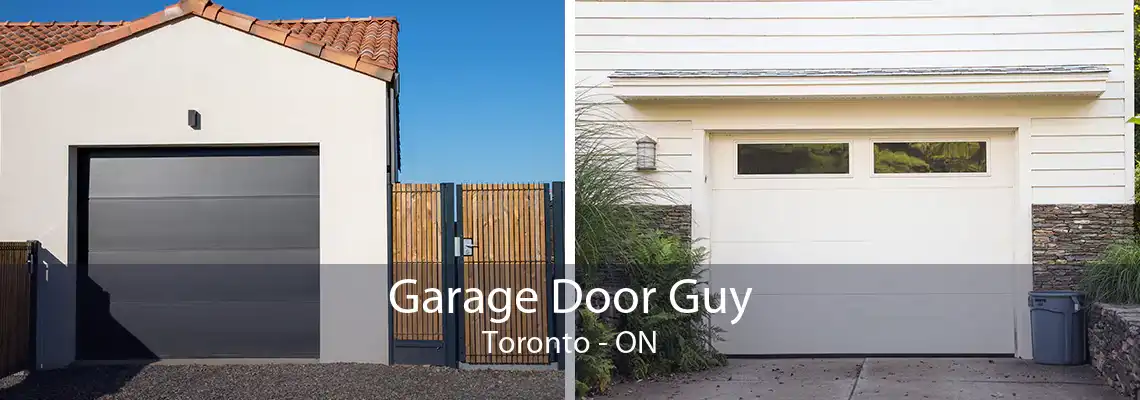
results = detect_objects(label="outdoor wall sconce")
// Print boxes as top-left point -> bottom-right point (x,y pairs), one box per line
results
188,109 -> 201,130
636,135 -> 657,171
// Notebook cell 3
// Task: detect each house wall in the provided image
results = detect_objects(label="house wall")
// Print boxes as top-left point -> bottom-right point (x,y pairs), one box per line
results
575,0 -> 1135,359
576,0 -> 1134,206
0,17 -> 391,368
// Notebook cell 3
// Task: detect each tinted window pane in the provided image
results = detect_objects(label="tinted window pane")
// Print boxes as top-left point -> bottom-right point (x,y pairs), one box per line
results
874,141 -> 987,173
737,143 -> 850,175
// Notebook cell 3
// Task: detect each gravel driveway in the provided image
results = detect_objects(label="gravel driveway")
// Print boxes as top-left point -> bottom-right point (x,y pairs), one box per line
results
0,364 -> 563,400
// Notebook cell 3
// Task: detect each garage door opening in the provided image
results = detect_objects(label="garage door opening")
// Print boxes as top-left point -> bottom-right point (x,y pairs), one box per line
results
74,147 -> 320,361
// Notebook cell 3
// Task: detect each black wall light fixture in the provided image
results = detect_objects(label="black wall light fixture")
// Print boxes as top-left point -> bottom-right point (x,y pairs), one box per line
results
188,109 -> 201,130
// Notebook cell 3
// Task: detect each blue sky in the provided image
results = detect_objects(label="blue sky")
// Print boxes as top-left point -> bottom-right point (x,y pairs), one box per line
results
2,0 -> 566,184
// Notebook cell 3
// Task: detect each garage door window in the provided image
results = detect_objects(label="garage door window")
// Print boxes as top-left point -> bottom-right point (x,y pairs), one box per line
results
873,141 -> 987,174
737,143 -> 850,175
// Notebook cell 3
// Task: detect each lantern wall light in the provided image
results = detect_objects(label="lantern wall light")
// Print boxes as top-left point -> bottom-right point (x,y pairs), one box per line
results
636,135 -> 657,171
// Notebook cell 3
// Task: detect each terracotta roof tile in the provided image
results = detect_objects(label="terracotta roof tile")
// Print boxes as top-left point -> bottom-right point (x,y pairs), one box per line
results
263,17 -> 397,70
249,22 -> 289,44
285,34 -> 324,57
88,24 -> 133,48
215,9 -> 255,32
0,0 -> 398,84
0,21 -> 127,69
320,47 -> 360,70
202,3 -> 223,20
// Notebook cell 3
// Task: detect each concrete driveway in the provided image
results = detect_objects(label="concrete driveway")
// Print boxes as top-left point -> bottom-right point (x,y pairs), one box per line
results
601,358 -> 1124,400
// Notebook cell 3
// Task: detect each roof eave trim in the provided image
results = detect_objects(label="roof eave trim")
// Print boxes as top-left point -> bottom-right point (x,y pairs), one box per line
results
609,65 -> 1112,79
609,68 -> 1110,102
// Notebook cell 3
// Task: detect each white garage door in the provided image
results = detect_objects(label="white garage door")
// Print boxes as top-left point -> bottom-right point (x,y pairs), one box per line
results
708,131 -> 1017,355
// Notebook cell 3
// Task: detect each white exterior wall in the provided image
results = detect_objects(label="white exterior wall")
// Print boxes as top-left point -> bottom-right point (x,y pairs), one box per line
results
576,0 -> 1135,206
0,17 -> 391,368
576,0 -> 1135,359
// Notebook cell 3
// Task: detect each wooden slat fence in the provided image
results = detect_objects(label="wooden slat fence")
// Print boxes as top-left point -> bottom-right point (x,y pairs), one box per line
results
0,241 -> 33,378
460,183 -> 550,365
392,184 -> 445,342
391,182 -> 555,366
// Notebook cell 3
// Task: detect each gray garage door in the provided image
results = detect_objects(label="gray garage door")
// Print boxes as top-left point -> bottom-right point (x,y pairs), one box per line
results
77,147 -> 320,360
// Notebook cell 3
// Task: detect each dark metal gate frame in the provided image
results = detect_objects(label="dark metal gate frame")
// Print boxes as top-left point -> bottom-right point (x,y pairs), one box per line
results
28,240 -> 38,373
27,241 -> 38,373
388,182 -> 564,369
551,182 -> 565,370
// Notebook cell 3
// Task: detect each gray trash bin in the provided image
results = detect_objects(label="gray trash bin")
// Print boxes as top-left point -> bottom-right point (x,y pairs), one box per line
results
1028,291 -> 1086,365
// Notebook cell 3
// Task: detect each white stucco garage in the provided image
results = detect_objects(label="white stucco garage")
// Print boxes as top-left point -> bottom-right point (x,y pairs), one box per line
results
0,1 -> 398,369
576,0 -> 1136,359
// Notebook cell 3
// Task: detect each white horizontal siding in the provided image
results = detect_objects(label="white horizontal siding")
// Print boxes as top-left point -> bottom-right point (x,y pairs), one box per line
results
1031,152 -> 1128,170
1033,186 -> 1128,203
583,121 -> 697,203
593,136 -> 694,155
644,171 -> 691,188
1031,169 -> 1127,187
1028,116 -> 1130,197
575,0 -> 1133,205
577,14 -> 1122,36
1030,135 -> 1126,153
577,32 -> 1122,54
576,1 -> 1124,19
656,154 -> 694,172
1030,116 -> 1128,134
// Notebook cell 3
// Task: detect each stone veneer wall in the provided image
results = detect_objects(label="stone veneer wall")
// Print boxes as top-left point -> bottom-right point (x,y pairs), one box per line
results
631,205 -> 692,244
1032,204 -> 1134,290
1089,303 -> 1140,399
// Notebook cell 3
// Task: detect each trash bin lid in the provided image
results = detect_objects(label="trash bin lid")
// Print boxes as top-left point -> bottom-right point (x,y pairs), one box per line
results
1029,290 -> 1083,298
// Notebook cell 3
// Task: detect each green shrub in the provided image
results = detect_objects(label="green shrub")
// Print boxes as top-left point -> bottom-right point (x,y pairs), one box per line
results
575,311 -> 616,398
1081,240 -> 1140,303
615,232 -> 726,379
574,90 -> 725,394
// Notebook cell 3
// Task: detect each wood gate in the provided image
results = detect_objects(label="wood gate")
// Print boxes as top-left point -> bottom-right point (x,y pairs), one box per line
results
390,182 -> 563,367
458,184 -> 554,365
391,183 -> 455,366
0,241 -> 37,378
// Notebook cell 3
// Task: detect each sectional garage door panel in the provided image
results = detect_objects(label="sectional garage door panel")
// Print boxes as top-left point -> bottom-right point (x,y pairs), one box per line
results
87,197 -> 320,252
104,302 -> 319,359
707,133 -> 1018,356
710,189 -> 1015,264
86,264 -> 319,303
709,264 -> 1017,295
711,291 -> 1016,355
88,249 -> 319,265
79,149 -> 319,360
88,154 -> 319,198
708,264 -> 1017,355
